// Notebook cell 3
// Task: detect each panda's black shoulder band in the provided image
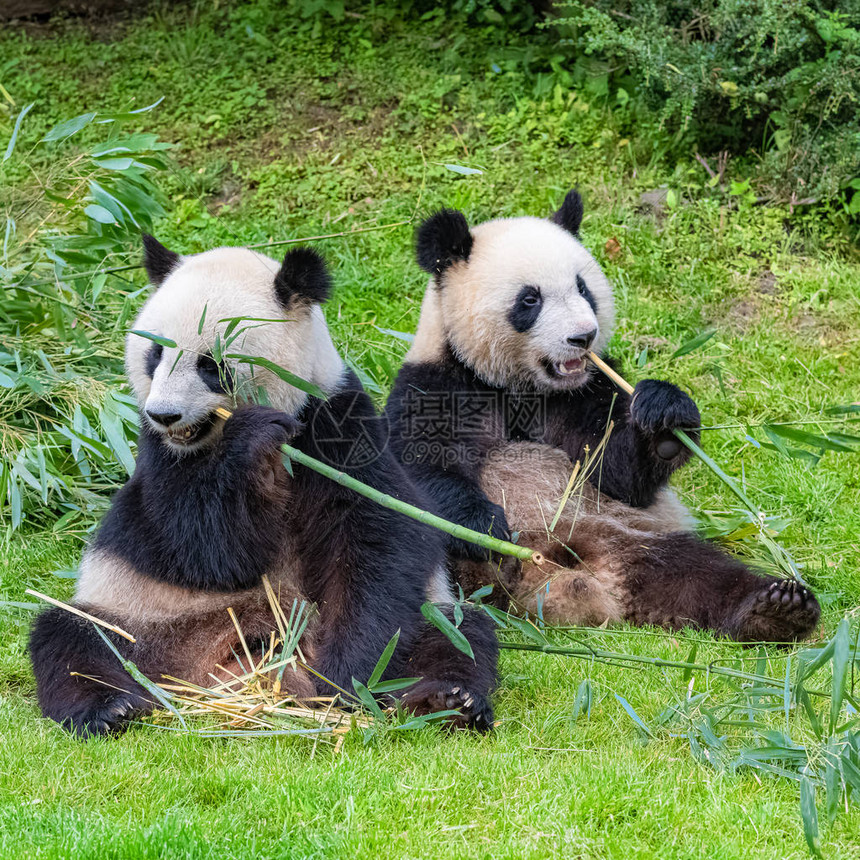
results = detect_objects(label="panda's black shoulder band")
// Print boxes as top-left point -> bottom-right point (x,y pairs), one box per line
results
416,209 -> 473,276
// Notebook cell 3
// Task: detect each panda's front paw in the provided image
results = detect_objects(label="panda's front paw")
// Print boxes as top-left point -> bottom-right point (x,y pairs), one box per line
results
631,380 -> 700,460
60,690 -> 148,739
221,405 -> 302,461
400,680 -> 494,732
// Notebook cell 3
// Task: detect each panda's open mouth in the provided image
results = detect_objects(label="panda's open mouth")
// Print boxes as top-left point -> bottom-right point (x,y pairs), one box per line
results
164,412 -> 219,447
543,357 -> 587,380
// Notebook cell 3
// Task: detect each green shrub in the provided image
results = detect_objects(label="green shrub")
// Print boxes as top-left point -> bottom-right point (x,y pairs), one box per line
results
0,103 -> 170,534
547,0 -> 860,207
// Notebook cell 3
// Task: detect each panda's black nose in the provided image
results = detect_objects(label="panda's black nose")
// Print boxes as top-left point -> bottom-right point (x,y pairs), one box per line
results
146,409 -> 182,427
567,328 -> 597,349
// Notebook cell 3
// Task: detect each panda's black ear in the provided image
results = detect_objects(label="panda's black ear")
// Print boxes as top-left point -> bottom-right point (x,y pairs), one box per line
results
142,234 -> 180,287
416,209 -> 473,276
550,190 -> 584,237
275,247 -> 332,306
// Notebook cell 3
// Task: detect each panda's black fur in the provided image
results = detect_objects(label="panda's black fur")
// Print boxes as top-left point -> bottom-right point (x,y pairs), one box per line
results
29,239 -> 497,737
385,191 -> 820,642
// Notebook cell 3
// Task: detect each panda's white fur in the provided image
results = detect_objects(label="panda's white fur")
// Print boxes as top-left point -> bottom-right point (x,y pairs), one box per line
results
409,216 -> 615,391
127,246 -> 345,454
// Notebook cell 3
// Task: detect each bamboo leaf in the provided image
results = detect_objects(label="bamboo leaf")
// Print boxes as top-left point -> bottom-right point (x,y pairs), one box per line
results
830,617 -> 851,732
443,163 -> 483,175
468,585 -> 495,602
682,643 -> 698,685
84,204 -> 117,225
227,352 -> 327,400
42,112 -> 97,142
765,424 -> 858,453
373,325 -> 415,344
3,102 -> 34,162
91,156 -> 135,171
367,629 -> 400,690
99,409 -> 135,476
824,740 -> 841,825
392,710 -> 462,731
799,776 -> 822,857
351,679 -> 385,720
615,693 -> 653,738
93,625 -> 185,727
571,679 -> 592,722
280,450 -> 294,477
671,328 -> 716,358
370,677 -> 421,694
130,330 -> 177,348
420,602 -> 474,660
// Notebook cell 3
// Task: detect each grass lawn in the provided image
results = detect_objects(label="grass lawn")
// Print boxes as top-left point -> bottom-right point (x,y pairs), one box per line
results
1,4 -> 859,857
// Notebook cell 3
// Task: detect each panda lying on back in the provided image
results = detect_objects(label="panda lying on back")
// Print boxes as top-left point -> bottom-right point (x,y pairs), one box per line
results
29,237 -> 497,736
386,191 -> 820,642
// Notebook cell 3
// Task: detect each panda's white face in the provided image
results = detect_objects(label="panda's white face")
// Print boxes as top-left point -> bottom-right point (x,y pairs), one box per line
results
127,246 -> 344,455
438,217 -> 615,391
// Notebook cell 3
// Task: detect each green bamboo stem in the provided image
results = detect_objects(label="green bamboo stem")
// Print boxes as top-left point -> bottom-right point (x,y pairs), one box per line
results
214,407 -> 540,564
497,640 -> 832,698
280,441 -> 540,563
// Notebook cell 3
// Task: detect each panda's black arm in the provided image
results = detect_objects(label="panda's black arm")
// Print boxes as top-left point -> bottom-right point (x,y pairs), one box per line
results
385,365 -> 512,562
93,409 -> 297,592
288,379 -> 451,688
553,367 -> 701,508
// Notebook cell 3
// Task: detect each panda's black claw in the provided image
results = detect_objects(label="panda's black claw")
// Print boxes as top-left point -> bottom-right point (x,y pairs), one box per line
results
400,680 -> 494,732
222,405 -> 302,461
62,691 -> 144,738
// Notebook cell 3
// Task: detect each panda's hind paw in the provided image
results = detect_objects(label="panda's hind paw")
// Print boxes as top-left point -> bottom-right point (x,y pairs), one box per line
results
741,579 -> 820,642
400,680 -> 494,732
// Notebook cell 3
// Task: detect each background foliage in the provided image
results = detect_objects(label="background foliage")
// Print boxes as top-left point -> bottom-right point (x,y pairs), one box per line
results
546,0 -> 860,213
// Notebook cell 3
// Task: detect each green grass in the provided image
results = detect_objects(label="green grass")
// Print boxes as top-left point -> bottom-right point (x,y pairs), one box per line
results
1,3 -> 860,858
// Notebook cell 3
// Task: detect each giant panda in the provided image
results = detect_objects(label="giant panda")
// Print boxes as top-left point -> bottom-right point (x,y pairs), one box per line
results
385,191 -> 821,642
28,237 -> 498,736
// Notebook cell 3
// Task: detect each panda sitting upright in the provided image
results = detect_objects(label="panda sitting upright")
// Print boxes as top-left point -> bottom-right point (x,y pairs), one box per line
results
385,191 -> 820,642
29,237 -> 498,736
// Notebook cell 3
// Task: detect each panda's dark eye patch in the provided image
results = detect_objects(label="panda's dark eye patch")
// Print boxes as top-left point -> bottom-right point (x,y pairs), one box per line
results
508,285 -> 543,333
144,343 -> 163,378
576,274 -> 597,313
196,352 -> 234,394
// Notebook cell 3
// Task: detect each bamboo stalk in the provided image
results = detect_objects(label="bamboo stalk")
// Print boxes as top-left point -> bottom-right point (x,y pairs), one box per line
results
497,640 -> 833,697
25,588 -> 137,642
214,407 -> 542,564
586,351 -> 762,515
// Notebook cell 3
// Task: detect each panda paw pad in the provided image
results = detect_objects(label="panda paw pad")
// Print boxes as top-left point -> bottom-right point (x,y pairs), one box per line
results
748,580 -> 820,639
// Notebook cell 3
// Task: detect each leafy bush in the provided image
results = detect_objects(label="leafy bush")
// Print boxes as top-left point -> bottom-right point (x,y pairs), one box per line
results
547,0 -> 860,207
0,102 -> 170,534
